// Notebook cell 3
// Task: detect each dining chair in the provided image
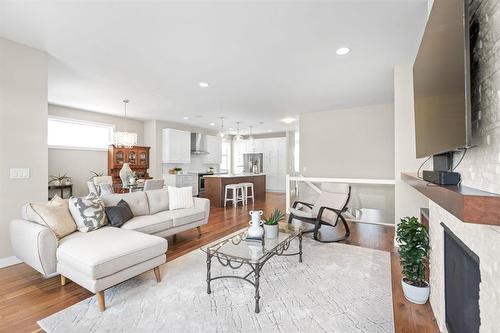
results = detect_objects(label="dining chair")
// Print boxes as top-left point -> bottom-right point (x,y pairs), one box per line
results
143,179 -> 165,191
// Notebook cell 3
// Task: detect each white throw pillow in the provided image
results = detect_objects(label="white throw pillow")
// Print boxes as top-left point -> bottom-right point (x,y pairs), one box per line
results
168,186 -> 194,210
26,195 -> 77,239
68,193 -> 107,232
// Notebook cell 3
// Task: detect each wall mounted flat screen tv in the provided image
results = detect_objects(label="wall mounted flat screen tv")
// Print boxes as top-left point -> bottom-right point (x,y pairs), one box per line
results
413,0 -> 477,158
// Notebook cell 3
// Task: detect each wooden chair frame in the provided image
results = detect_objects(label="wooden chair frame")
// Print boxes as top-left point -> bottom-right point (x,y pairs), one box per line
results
288,186 -> 351,243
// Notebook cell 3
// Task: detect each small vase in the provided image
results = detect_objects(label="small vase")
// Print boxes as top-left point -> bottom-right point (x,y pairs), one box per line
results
264,224 -> 279,238
119,163 -> 133,187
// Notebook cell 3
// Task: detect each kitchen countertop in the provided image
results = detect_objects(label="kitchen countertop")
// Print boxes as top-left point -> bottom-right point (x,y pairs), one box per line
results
203,173 -> 265,178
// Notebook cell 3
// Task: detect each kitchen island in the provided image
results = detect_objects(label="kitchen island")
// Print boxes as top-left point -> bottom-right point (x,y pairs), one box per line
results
203,173 -> 266,207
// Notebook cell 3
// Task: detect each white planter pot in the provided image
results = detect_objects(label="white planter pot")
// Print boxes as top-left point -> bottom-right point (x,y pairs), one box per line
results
263,224 -> 279,239
401,279 -> 430,304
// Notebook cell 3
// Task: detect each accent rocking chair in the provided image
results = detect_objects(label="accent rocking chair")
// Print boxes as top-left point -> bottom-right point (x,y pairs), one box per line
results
288,184 -> 351,243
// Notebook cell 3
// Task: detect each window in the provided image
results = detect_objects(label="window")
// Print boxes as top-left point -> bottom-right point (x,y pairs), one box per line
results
220,140 -> 231,173
48,117 -> 114,150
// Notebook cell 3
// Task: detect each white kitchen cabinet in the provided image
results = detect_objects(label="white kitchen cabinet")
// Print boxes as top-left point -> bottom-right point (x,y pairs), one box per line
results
162,128 -> 191,164
163,174 -> 198,196
257,137 -> 287,192
203,135 -> 222,164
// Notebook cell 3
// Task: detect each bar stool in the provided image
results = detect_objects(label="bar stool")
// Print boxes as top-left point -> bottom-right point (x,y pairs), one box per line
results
224,184 -> 244,207
239,182 -> 255,204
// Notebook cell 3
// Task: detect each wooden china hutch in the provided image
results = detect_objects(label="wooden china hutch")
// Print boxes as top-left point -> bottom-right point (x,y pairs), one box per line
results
108,145 -> 151,192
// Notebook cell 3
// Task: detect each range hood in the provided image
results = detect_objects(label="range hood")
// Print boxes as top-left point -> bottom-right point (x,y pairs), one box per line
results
191,133 -> 209,154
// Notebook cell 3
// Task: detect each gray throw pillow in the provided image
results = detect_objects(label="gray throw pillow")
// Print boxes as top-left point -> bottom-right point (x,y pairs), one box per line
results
105,199 -> 134,227
68,193 -> 107,232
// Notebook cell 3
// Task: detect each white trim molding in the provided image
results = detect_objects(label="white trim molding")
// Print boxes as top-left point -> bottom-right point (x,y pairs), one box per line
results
0,256 -> 22,269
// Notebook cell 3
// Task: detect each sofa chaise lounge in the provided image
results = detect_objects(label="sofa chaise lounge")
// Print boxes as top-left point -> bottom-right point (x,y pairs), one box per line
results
10,188 -> 210,311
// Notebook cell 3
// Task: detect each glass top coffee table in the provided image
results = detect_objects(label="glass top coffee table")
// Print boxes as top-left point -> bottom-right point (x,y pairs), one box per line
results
201,223 -> 305,313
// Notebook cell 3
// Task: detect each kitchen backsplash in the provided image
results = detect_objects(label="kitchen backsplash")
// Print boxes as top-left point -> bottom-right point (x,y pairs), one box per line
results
162,155 -> 220,173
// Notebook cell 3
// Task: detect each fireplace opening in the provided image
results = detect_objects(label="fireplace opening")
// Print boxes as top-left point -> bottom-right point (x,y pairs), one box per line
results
441,223 -> 481,333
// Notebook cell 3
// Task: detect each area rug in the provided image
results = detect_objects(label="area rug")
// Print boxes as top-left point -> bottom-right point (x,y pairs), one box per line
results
38,235 -> 394,333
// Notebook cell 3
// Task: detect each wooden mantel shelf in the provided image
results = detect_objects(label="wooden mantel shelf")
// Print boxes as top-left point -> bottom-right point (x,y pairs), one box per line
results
401,172 -> 500,226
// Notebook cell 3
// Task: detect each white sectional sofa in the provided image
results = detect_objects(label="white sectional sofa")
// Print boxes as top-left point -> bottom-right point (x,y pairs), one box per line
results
10,188 -> 210,311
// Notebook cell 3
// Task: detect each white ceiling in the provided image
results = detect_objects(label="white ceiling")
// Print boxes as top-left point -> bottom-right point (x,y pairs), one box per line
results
0,0 -> 427,134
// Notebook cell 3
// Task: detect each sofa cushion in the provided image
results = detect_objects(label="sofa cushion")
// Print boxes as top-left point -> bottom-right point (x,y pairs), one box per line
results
57,227 -> 167,279
145,189 -> 169,214
68,194 -> 107,233
121,214 -> 173,234
101,191 -> 149,216
105,199 -> 134,227
155,208 -> 205,227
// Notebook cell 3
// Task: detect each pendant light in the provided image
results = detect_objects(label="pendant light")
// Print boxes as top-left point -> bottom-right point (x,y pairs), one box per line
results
248,125 -> 255,151
114,99 -> 138,148
234,122 -> 242,141
218,117 -> 225,139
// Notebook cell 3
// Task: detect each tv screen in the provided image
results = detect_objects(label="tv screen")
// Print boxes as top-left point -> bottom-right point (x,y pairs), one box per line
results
413,0 -> 473,158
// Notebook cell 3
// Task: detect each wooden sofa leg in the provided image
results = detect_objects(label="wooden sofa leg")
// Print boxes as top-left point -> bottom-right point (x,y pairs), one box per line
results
153,266 -> 161,283
60,275 -> 67,286
97,291 -> 105,312
197,226 -> 202,237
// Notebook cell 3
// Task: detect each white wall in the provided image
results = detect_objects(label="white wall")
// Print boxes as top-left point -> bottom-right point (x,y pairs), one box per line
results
394,64 -> 428,223
300,104 -> 395,179
0,38 -> 48,260
299,104 -> 395,223
48,104 -> 144,197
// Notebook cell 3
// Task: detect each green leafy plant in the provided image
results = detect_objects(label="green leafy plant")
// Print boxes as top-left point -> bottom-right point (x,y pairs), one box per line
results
396,216 -> 430,287
263,209 -> 285,225
49,173 -> 71,185
88,171 -> 104,181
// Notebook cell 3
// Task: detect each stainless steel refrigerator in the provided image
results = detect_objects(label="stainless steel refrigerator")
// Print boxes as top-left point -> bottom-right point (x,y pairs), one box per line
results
243,153 -> 263,173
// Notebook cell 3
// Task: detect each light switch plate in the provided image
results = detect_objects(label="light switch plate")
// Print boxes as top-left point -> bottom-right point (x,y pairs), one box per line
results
10,168 -> 30,179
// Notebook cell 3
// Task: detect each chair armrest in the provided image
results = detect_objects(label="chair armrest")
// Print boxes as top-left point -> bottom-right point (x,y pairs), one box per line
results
9,219 -> 58,276
292,201 -> 313,209
193,197 -> 210,224
317,206 -> 346,225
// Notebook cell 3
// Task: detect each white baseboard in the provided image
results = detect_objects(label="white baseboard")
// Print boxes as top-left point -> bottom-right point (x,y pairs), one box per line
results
0,256 -> 22,269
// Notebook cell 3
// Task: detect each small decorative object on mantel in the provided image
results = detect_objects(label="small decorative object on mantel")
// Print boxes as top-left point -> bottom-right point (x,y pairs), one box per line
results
119,163 -> 133,187
263,209 -> 285,239
248,210 -> 264,239
397,216 -> 430,304
49,173 -> 72,186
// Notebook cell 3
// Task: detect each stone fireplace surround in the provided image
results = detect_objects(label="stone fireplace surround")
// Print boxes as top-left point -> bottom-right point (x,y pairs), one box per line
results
428,201 -> 500,333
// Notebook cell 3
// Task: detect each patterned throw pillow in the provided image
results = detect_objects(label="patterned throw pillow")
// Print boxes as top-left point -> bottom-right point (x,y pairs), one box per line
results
98,183 -> 114,196
27,195 -> 77,239
69,193 -> 107,232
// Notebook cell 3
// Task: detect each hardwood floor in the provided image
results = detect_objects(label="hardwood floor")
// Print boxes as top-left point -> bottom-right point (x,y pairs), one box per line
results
0,192 -> 438,333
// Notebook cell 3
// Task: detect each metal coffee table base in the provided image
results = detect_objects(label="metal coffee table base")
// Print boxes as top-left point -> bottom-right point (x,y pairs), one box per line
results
206,234 -> 302,313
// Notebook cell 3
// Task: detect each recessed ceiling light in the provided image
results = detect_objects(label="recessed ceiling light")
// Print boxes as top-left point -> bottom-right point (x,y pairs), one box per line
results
183,116 -> 189,120
267,130 -> 272,132
209,122 -> 215,126
199,82 -> 209,88
336,47 -> 350,56
280,117 -> 296,124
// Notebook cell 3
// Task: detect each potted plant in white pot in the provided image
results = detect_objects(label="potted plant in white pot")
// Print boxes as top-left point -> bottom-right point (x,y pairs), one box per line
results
396,216 -> 430,304
263,209 -> 285,239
